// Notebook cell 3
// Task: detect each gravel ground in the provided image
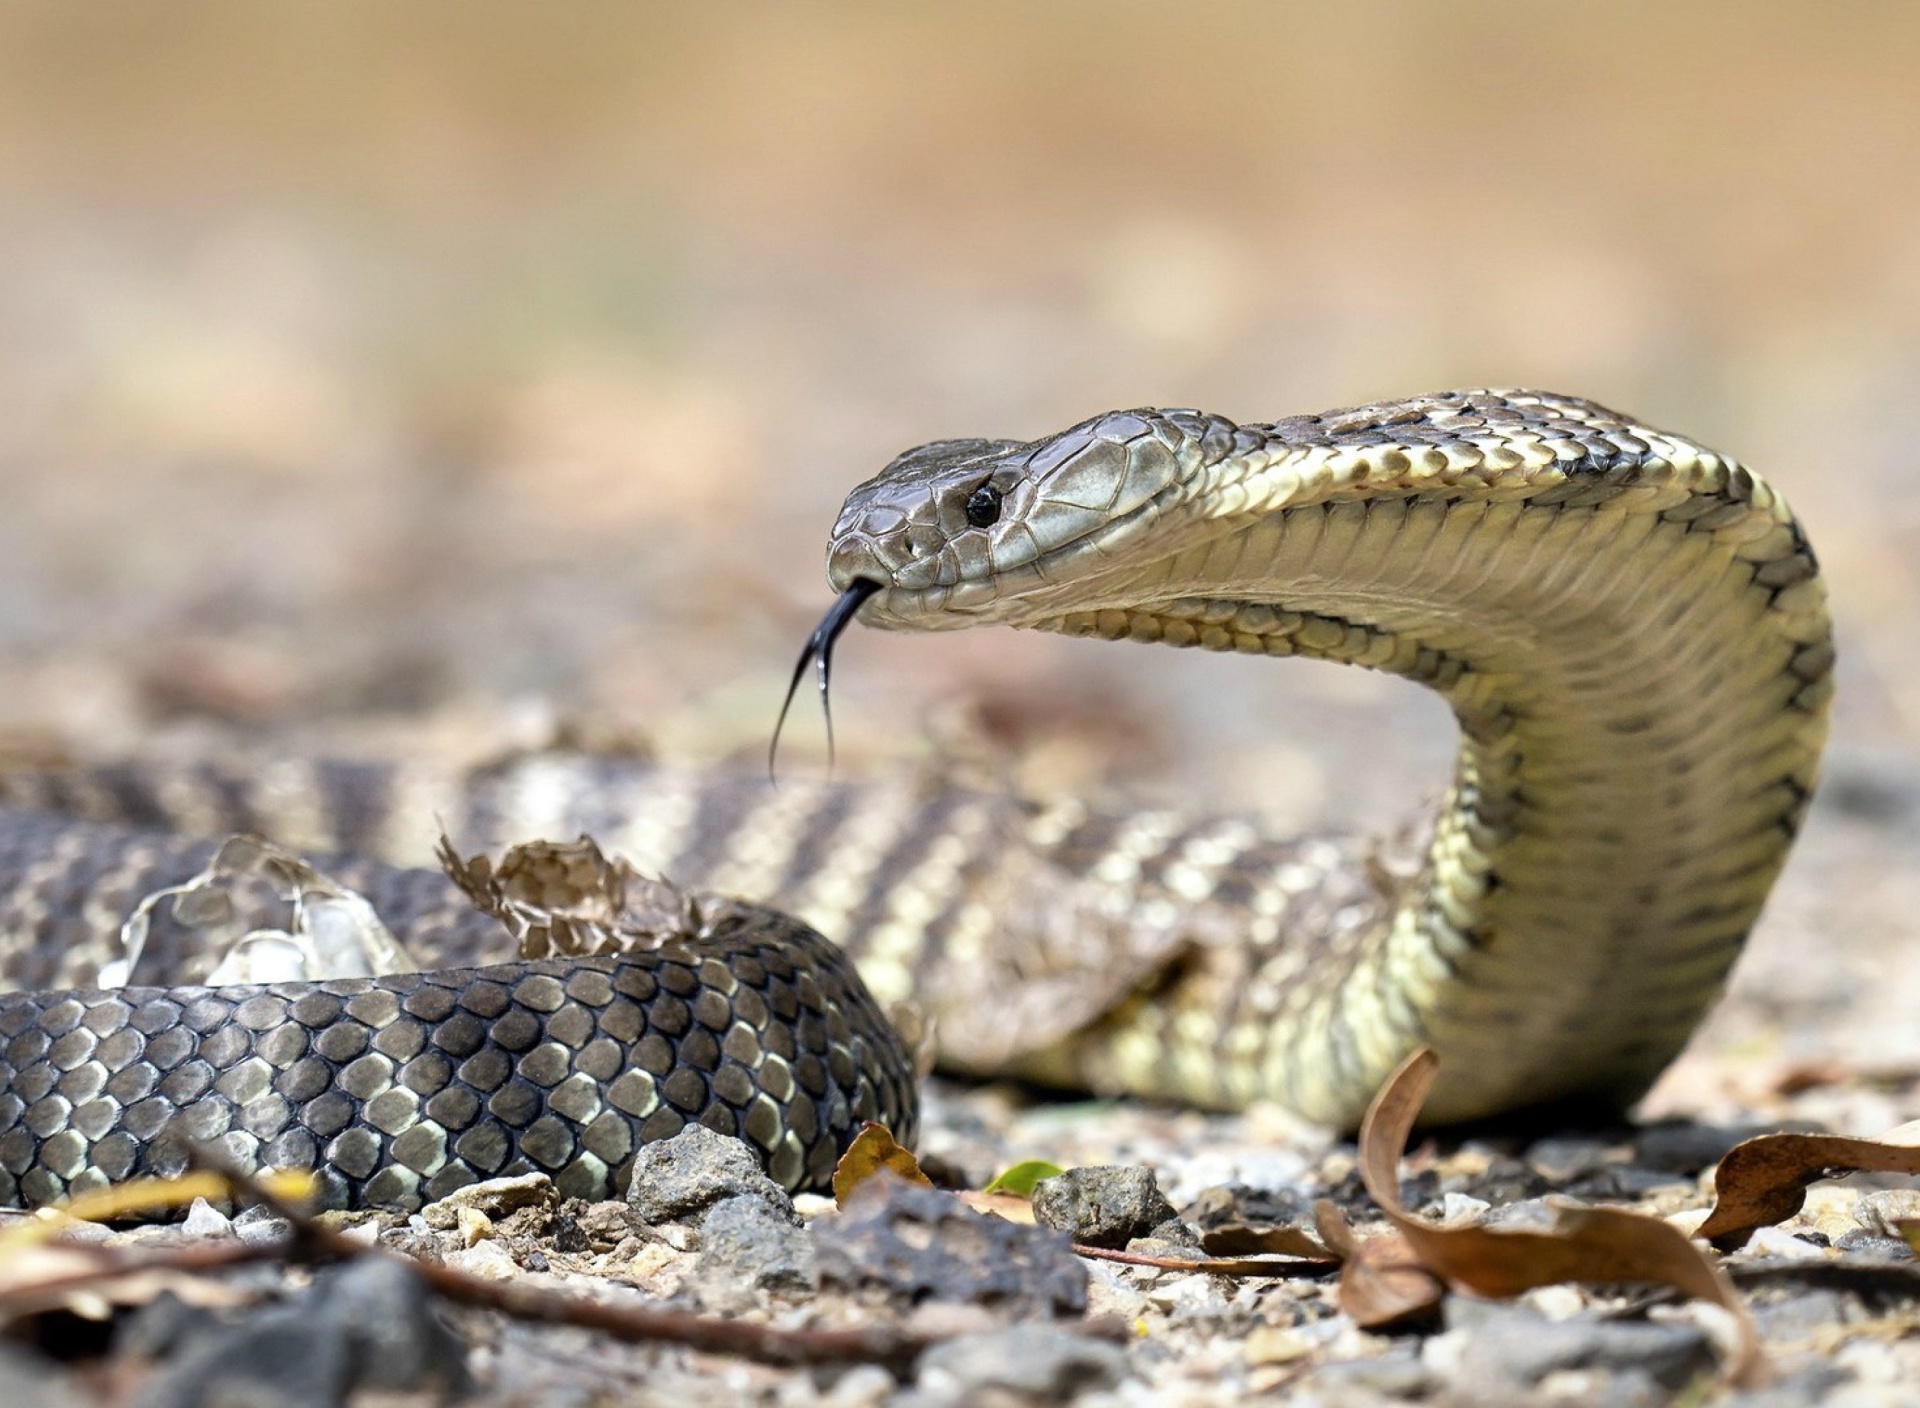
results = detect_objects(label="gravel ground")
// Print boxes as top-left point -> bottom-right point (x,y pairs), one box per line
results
9,1018 -> 1920,1406
3,6 -> 1920,1402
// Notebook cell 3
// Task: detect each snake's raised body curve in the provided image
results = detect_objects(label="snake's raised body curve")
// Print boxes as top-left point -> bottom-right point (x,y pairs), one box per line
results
828,389 -> 1831,1125
0,389 -> 1830,1206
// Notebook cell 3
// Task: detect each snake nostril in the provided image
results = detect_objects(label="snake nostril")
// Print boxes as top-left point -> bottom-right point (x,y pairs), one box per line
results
828,547 -> 871,582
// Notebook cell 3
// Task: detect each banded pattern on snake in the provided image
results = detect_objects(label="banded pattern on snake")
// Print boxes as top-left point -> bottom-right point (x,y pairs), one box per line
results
0,389 -> 1831,1210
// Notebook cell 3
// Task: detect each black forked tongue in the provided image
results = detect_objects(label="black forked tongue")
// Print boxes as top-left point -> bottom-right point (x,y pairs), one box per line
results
769,577 -> 883,782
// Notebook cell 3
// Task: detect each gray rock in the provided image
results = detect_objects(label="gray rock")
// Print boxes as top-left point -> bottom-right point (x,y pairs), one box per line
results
1313,1350 -> 1434,1399
1030,1164 -> 1176,1250
626,1124 -> 796,1225
1854,1189 -> 1920,1241
1746,1287 -> 1854,1343
1477,1196 -> 1561,1231
694,1194 -> 816,1303
134,1304 -> 351,1408
1832,1229 -> 1916,1263
119,1291 -> 220,1363
1523,1136 -> 1616,1183
1444,1300 -> 1714,1391
132,1254 -> 466,1408
322,1256 -> 468,1393
1633,1122 -> 1772,1175
1142,1216 -> 1202,1249
908,1325 -> 1129,1404
815,1178 -> 1088,1317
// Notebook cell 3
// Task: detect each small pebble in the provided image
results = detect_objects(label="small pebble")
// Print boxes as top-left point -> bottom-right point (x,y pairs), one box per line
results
1742,1226 -> 1831,1261
230,1205 -> 290,1246
1523,1137 -> 1616,1183
420,1172 -> 555,1231
456,1206 -> 493,1246
809,1363 -> 895,1407
1143,1274 -> 1218,1314
445,1240 -> 521,1281
1854,1189 -> 1920,1240
1633,1122 -> 1762,1174
1478,1197 -> 1560,1231
1521,1285 -> 1585,1321
1441,1300 -> 1713,1391
1832,1229 -> 1916,1263
1244,1325 -> 1315,1365
52,1216 -> 113,1244
912,1325 -> 1129,1401
180,1198 -> 232,1238
1315,1352 -> 1434,1398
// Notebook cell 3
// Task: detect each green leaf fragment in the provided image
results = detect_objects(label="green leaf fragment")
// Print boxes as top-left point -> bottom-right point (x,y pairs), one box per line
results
982,1160 -> 1066,1196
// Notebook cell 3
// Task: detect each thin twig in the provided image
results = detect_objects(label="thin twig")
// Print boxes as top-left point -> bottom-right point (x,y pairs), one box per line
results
1072,1243 -> 1338,1277
0,1239 -> 280,1312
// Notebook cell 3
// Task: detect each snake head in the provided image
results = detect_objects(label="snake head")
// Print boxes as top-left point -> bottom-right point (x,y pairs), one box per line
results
826,411 -> 1195,627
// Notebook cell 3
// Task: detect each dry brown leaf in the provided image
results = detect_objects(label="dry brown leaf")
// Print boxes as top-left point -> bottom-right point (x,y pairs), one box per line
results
1199,1222 -> 1337,1262
1313,1200 -> 1443,1329
831,1123 -> 932,1206
1360,1049 -> 1759,1384
1696,1132 -> 1920,1250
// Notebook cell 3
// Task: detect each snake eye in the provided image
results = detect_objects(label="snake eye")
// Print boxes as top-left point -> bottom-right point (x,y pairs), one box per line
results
964,482 -> 1003,529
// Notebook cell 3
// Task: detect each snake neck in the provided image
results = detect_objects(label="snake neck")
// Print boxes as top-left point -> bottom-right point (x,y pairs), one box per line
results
1039,419 -> 1832,1124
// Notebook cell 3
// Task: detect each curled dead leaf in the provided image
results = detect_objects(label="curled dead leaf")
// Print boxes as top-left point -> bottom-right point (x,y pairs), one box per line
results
1359,1050 -> 1760,1385
830,1123 -> 932,1206
1197,1222 -> 1337,1263
1312,1200 -> 1443,1329
1696,1131 -> 1920,1250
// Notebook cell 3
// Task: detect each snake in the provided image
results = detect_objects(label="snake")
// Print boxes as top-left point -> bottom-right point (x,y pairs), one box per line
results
0,389 -> 1831,1211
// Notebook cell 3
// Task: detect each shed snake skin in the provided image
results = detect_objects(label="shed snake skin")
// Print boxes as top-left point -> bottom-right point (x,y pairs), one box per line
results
0,389 -> 1832,1208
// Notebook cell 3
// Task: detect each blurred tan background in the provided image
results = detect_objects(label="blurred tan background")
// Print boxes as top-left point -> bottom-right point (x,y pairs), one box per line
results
0,0 -> 1916,859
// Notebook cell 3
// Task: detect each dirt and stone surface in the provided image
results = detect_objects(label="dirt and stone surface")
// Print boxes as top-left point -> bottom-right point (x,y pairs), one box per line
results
11,1027 -> 1920,1406
3,5 -> 1920,1403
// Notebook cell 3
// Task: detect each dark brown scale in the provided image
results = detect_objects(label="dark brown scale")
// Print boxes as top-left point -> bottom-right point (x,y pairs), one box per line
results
0,807 -> 917,1209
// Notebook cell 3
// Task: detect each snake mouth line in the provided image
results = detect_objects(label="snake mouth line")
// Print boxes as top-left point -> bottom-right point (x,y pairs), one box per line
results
769,576 -> 883,780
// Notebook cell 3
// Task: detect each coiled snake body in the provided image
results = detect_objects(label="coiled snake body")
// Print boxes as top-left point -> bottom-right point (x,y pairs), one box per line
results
0,390 -> 1832,1209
